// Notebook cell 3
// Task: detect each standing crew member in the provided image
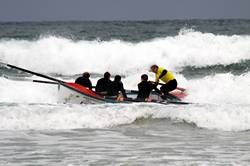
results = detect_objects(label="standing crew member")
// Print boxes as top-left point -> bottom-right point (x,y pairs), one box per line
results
150,64 -> 177,96
75,72 -> 92,90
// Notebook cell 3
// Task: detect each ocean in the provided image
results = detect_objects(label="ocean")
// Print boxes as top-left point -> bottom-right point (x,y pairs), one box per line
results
0,20 -> 250,165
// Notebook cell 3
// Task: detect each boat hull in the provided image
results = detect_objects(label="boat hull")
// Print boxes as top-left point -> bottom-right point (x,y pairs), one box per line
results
58,82 -> 188,105
58,83 -> 106,104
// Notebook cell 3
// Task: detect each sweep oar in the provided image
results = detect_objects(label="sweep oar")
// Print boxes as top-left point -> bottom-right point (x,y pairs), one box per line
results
0,62 -> 65,83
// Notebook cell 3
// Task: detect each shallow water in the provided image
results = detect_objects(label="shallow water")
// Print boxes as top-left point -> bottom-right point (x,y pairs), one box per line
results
0,102 -> 249,165
1,118 -> 250,165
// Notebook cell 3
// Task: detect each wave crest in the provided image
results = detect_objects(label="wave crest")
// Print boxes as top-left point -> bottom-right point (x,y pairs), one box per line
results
0,31 -> 249,75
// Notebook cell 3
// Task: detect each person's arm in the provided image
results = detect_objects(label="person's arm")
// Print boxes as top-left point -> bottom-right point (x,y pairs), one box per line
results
159,69 -> 167,79
75,77 -> 80,84
120,83 -> 127,98
155,69 -> 167,83
89,80 -> 92,90
150,82 -> 162,95
137,83 -> 142,99
95,80 -> 101,92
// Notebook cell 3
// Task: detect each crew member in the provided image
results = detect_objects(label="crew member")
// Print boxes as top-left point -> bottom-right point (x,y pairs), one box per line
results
107,75 -> 127,101
95,72 -> 112,95
150,64 -> 177,95
75,72 -> 92,90
137,74 -> 160,102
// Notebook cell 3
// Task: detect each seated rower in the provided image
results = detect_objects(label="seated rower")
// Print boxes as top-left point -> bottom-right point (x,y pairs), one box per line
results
95,72 -> 112,95
107,75 -> 127,101
137,74 -> 160,102
75,72 -> 92,90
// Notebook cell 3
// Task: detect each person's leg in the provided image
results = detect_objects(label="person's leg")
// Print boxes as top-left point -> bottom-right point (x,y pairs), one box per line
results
160,79 -> 177,95
160,84 -> 168,95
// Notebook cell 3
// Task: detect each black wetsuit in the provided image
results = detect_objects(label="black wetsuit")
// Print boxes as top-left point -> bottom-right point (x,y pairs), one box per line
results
95,78 -> 112,95
75,77 -> 92,90
107,81 -> 127,98
160,79 -> 177,95
137,81 -> 160,100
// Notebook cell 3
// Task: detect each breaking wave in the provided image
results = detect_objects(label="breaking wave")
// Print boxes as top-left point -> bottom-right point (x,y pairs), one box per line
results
0,29 -> 250,75
1,30 -> 250,132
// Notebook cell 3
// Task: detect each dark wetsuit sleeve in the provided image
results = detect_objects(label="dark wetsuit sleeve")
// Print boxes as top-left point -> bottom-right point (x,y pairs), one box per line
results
137,83 -> 144,99
75,77 -> 81,84
88,80 -> 92,90
120,83 -> 127,98
95,79 -> 102,92
159,69 -> 167,79
137,81 -> 151,99
151,82 -> 162,94
75,77 -> 92,89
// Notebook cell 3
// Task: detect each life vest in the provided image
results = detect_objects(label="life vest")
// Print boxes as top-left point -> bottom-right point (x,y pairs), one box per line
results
155,67 -> 175,83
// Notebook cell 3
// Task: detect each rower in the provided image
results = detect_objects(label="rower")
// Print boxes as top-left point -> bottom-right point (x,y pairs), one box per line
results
75,72 -> 92,90
137,74 -> 160,102
107,75 -> 127,101
95,72 -> 112,95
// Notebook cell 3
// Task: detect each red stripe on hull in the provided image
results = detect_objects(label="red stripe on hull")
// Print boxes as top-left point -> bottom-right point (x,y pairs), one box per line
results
65,82 -> 103,99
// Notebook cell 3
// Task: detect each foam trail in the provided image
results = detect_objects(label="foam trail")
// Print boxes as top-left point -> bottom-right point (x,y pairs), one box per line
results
0,30 -> 250,75
155,103 -> 250,131
0,102 -> 250,131
0,77 -> 58,103
0,103 -> 159,130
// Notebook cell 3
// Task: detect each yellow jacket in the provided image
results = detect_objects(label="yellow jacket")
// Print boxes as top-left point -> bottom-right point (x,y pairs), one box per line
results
155,67 -> 175,83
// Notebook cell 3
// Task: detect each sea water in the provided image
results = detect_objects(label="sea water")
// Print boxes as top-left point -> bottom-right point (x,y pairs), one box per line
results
0,20 -> 250,165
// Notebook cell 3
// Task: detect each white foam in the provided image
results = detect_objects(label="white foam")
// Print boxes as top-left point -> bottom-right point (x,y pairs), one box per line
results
155,103 -> 250,131
0,102 -> 250,131
0,30 -> 250,75
1,71 -> 249,132
186,72 -> 250,104
0,77 -> 58,103
1,30 -> 250,131
0,103 -> 158,130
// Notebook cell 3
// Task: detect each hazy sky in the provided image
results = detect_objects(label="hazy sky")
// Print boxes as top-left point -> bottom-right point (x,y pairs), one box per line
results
0,0 -> 250,21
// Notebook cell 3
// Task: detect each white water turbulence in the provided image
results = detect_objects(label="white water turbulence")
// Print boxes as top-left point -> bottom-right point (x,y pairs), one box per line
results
0,103 -> 166,130
186,72 -> 250,104
1,30 -> 250,132
0,74 -> 250,132
0,101 -> 250,131
0,73 -> 250,131
0,77 -> 58,104
0,29 -> 250,75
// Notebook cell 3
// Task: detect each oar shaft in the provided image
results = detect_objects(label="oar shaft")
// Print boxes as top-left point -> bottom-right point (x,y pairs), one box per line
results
2,62 -> 64,83
33,80 -> 58,84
